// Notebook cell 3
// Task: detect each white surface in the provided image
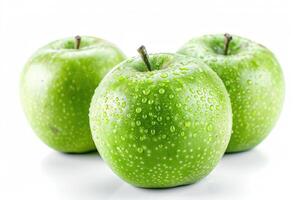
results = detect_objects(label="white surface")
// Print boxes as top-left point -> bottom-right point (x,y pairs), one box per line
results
0,0 -> 299,199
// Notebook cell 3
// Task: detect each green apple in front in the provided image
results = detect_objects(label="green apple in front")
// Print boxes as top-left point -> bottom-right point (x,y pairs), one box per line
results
20,36 -> 125,153
89,47 -> 232,188
178,34 -> 284,153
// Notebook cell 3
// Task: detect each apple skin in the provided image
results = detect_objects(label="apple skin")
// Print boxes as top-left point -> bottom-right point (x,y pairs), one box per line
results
89,53 -> 232,188
178,34 -> 285,153
20,36 -> 125,153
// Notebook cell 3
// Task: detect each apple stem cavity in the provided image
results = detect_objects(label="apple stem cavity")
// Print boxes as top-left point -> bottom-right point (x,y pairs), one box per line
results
224,33 -> 233,55
75,35 -> 81,49
137,45 -> 152,71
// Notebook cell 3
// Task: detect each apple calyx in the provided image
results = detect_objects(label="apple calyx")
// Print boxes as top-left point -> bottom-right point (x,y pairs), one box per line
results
224,33 -> 233,55
137,45 -> 152,71
75,35 -> 81,49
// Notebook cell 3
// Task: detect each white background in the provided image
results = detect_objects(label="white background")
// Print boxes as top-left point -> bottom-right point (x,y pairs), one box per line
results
0,0 -> 299,199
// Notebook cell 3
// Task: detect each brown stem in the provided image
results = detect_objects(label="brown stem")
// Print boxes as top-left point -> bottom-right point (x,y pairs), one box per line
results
137,45 -> 152,71
224,33 -> 233,55
75,35 -> 81,49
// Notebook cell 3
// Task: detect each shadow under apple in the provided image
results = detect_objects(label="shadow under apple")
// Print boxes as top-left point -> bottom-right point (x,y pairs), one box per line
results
41,148 -> 268,200
41,151 -> 124,200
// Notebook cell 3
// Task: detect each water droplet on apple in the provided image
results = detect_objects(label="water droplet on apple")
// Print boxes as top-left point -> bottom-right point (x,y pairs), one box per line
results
137,148 -> 143,153
176,103 -> 182,108
206,123 -> 213,131
142,114 -> 147,119
148,99 -> 154,104
139,135 -> 146,141
135,107 -> 142,113
136,120 -> 141,126
159,88 -> 165,94
175,87 -> 182,92
142,97 -> 147,103
170,126 -> 176,132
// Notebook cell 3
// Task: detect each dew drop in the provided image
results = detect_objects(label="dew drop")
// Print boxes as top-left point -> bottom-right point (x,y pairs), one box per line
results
169,94 -> 174,99
143,89 -> 150,95
247,80 -> 253,85
150,129 -> 156,135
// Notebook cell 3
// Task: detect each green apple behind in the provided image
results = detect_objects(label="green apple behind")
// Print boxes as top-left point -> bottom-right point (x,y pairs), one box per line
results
178,34 -> 284,153
89,49 -> 232,188
20,36 -> 125,153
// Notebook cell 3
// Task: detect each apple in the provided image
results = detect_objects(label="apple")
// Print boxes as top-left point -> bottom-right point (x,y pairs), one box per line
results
89,46 -> 232,188
20,36 -> 125,153
178,34 -> 285,153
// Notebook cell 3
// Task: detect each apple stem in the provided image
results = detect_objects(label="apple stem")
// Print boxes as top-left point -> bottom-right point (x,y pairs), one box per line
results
137,45 -> 152,71
75,35 -> 81,49
224,33 -> 233,55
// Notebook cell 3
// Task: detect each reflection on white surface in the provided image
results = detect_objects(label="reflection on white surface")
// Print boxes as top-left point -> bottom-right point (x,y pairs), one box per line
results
41,149 -> 268,200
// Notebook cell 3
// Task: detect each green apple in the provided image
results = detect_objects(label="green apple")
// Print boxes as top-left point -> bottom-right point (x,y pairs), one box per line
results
178,34 -> 284,153
20,36 -> 125,153
89,46 -> 232,188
